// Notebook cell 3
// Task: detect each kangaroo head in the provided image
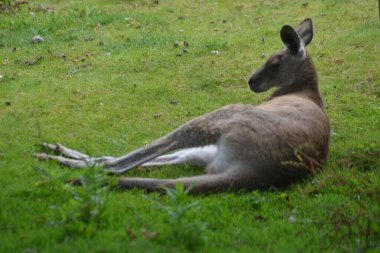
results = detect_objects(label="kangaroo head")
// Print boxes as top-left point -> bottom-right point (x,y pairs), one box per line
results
248,19 -> 315,93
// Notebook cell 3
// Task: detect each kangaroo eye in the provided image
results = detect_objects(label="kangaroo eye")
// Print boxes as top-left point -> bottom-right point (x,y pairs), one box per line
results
271,59 -> 281,67
271,55 -> 283,67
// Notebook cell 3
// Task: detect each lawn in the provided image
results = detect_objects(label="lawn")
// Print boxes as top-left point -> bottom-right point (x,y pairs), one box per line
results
0,0 -> 379,252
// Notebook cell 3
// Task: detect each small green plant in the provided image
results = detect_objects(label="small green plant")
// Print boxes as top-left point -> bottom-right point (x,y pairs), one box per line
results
62,167 -> 110,235
35,166 -> 71,191
157,184 -> 207,251
36,166 -> 110,236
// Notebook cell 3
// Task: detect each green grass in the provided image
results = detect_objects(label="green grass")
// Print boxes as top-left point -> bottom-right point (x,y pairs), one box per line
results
0,0 -> 379,252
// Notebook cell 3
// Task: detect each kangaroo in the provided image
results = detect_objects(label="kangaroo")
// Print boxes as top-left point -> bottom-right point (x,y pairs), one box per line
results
35,19 -> 330,194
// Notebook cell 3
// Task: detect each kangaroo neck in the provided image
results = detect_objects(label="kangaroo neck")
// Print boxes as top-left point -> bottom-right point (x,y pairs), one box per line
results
269,56 -> 323,108
269,78 -> 324,109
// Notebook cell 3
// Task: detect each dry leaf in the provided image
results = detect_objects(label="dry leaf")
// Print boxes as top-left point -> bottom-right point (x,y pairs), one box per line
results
95,23 -> 101,30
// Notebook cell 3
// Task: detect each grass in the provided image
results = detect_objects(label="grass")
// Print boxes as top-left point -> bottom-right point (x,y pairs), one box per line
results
0,0 -> 379,252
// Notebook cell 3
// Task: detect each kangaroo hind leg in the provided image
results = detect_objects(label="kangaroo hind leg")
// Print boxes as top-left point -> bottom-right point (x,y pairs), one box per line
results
118,167 -> 259,194
141,145 -> 217,168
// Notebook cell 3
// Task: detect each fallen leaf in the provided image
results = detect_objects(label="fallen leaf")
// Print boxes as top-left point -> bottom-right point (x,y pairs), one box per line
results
31,35 -> 44,43
126,229 -> 136,239
288,215 -> 296,223
141,229 -> 159,240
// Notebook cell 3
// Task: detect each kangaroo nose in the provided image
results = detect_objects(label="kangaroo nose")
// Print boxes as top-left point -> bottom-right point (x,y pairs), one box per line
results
248,75 -> 266,93
248,77 -> 256,86
248,75 -> 259,88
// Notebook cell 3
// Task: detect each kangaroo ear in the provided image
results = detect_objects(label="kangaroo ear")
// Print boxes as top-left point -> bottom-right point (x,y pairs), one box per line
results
296,18 -> 313,46
280,25 -> 300,54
